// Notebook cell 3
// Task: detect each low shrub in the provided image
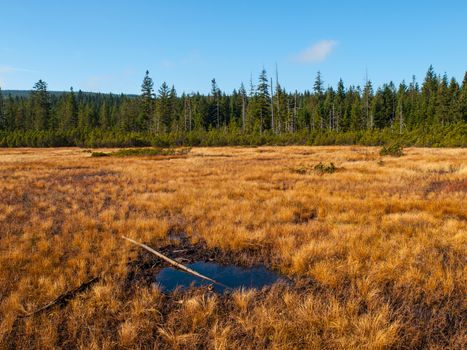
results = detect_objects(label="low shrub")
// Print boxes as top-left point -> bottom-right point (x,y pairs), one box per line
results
314,162 -> 337,174
91,152 -> 110,157
380,143 -> 404,157
90,147 -> 191,158
289,166 -> 308,175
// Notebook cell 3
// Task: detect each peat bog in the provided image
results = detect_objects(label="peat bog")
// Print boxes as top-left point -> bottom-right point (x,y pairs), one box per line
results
0,146 -> 465,349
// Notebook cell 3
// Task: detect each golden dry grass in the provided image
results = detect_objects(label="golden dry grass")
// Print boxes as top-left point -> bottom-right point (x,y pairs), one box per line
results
0,146 -> 466,349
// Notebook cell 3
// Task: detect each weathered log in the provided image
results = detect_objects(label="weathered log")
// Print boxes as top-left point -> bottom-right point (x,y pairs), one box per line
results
21,276 -> 100,317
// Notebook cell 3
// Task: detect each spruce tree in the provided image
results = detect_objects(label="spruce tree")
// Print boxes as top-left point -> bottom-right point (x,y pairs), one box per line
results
31,79 -> 50,130
335,79 -> 346,131
0,87 -> 5,130
238,83 -> 247,131
313,71 -> 324,130
62,87 -> 78,130
157,82 -> 171,132
246,75 -> 257,132
276,86 -> 289,133
459,72 -> 467,122
14,99 -> 26,130
210,78 -> 220,128
139,70 -> 154,131
447,78 -> 460,122
256,69 -> 271,132
99,100 -> 110,129
313,71 -> 324,96
118,96 -> 138,132
77,102 -> 94,130
396,81 -> 407,133
407,75 -> 420,126
348,95 -> 359,130
362,80 -> 373,129
323,87 -> 335,130
347,88 -> 361,130
169,86 -> 178,131
422,65 -> 438,123
435,74 -> 449,125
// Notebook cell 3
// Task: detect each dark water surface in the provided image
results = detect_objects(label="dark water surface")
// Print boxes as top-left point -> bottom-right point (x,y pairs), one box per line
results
155,262 -> 282,293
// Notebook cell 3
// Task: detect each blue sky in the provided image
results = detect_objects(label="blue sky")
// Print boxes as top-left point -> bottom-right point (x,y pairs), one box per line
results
1,0 -> 466,94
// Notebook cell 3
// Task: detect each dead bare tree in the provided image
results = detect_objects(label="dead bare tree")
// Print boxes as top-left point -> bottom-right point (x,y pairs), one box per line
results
270,77 -> 275,133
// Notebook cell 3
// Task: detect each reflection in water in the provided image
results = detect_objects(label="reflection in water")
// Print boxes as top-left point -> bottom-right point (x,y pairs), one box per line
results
156,261 -> 282,293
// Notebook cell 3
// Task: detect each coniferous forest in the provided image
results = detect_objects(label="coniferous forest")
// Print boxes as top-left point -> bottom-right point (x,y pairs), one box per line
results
0,66 -> 466,147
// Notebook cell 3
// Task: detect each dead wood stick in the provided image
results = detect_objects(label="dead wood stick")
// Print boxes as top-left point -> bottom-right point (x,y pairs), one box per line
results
122,236 -> 231,290
20,276 -> 100,318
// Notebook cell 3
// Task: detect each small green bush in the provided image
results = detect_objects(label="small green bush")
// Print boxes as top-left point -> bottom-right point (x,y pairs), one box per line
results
314,162 -> 337,174
91,152 -> 110,157
380,143 -> 404,157
91,147 -> 191,157
111,148 -> 168,157
290,166 -> 308,174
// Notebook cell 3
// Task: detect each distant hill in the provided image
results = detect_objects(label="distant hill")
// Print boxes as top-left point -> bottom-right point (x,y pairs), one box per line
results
1,90 -> 137,98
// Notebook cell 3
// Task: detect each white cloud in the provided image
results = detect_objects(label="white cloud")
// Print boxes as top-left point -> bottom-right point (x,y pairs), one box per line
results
161,59 -> 176,69
295,40 -> 338,64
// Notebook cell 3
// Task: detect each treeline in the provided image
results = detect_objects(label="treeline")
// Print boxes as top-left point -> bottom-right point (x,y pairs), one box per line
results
0,66 -> 465,147
1,124 -> 465,148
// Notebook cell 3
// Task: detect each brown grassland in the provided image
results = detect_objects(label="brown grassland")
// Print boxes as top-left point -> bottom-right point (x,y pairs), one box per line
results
0,146 -> 466,349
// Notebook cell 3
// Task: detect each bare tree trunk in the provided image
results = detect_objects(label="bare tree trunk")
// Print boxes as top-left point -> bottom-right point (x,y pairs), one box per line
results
293,92 -> 297,133
270,78 -> 275,133
189,96 -> 192,131
276,64 -> 281,133
184,98 -> 188,132
242,94 -> 246,133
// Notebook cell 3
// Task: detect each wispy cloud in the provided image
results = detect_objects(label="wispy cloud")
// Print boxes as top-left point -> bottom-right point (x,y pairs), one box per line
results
161,59 -> 176,69
180,49 -> 201,64
295,40 -> 338,64
81,69 -> 137,91
0,65 -> 39,74
160,49 -> 201,69
82,74 -> 117,90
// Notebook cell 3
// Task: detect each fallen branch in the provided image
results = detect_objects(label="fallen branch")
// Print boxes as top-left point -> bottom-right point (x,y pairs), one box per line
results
122,236 -> 231,290
20,276 -> 100,318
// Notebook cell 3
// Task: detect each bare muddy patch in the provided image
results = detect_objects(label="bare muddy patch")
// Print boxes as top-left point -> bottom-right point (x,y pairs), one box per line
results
124,234 -> 290,295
